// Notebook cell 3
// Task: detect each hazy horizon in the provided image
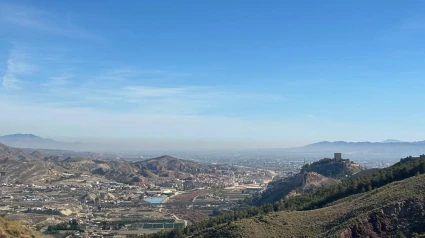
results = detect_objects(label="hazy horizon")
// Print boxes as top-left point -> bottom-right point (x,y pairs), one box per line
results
1,133 -> 424,152
1,1 -> 425,150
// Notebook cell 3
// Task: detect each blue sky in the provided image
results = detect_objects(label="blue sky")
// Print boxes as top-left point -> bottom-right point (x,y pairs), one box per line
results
1,0 -> 425,149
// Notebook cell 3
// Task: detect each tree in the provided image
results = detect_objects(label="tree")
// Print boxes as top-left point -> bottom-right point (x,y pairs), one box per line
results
396,231 -> 405,238
212,209 -> 221,216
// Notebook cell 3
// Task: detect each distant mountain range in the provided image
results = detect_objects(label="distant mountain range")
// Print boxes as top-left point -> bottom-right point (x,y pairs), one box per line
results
301,140 -> 425,149
0,133 -> 84,150
0,133 -> 59,145
381,139 -> 406,143
287,140 -> 425,160
2,133 -> 425,160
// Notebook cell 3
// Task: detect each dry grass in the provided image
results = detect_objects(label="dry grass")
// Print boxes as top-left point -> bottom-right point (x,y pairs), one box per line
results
0,216 -> 50,238
200,174 -> 425,238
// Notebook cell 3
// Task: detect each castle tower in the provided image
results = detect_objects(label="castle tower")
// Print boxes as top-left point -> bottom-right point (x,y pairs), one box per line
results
334,153 -> 342,161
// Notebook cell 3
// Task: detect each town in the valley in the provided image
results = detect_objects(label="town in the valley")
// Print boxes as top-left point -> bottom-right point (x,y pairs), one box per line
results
0,149 -> 285,237
0,138 -> 399,238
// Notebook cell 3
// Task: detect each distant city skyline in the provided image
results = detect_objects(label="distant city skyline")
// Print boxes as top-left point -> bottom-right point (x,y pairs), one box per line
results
1,1 -> 425,149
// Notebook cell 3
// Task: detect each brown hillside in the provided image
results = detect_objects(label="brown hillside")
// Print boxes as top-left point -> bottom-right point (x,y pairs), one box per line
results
0,143 -> 36,161
200,174 -> 425,238
254,172 -> 339,204
0,143 -> 213,184
303,172 -> 340,192
132,155 -> 214,178
0,216 -> 50,238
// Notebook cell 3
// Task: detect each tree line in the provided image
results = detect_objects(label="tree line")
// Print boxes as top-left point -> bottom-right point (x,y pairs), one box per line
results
45,219 -> 82,234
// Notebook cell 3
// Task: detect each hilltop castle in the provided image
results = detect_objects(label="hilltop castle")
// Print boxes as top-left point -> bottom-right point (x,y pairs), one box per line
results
334,153 -> 350,165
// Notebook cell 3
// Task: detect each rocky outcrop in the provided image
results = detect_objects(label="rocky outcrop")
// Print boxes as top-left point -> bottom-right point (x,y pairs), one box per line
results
303,172 -> 340,192
254,172 -> 340,205
340,199 -> 425,238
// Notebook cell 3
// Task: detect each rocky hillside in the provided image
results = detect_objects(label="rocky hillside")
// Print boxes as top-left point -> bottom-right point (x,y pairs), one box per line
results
0,143 -> 214,184
0,143 -> 37,161
253,157 -> 362,205
132,155 -> 214,178
0,159 -> 56,184
301,157 -> 364,179
197,173 -> 425,238
0,216 -> 50,238
302,172 -> 340,192
253,172 -> 339,205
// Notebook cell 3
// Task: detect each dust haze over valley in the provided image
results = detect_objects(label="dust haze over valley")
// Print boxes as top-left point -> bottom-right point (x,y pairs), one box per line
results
1,133 -> 425,163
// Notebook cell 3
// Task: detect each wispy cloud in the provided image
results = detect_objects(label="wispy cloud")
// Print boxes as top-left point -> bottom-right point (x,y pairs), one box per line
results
1,46 -> 35,89
40,78 -> 284,115
42,74 -> 72,88
31,66 -> 284,115
0,3 -> 99,39
84,68 -> 193,86
119,86 -> 189,98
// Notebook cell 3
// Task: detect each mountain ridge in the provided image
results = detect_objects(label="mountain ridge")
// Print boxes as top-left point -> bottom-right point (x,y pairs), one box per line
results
0,142 -> 217,184
303,140 -> 425,147
381,139 -> 405,143
0,142 -> 38,161
0,133 -> 72,150
0,133 -> 58,143
287,140 -> 425,160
